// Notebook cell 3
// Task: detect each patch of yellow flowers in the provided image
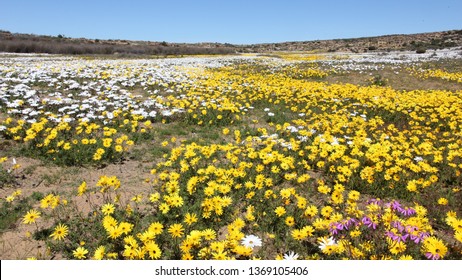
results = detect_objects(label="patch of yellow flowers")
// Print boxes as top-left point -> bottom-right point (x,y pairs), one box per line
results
3,56 -> 462,259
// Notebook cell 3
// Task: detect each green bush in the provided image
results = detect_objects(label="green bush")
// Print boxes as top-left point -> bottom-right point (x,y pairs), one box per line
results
416,48 -> 427,54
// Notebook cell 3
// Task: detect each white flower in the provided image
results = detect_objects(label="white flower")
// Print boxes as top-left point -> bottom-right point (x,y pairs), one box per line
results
267,112 -> 275,117
283,251 -> 299,260
161,110 -> 173,116
414,156 -> 423,162
264,108 -> 270,112
281,142 -> 293,150
318,236 -> 337,251
241,234 -> 262,248
286,126 -> 298,133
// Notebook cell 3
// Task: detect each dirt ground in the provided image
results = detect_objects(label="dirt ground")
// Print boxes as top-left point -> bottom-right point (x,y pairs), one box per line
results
0,156 -> 154,259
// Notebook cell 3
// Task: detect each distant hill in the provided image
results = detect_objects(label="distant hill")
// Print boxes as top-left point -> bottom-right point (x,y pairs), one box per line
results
244,30 -> 462,53
1,29 -> 462,55
0,30 -> 236,56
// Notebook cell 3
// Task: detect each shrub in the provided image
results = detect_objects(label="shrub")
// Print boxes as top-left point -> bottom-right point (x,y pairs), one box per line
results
416,48 -> 427,54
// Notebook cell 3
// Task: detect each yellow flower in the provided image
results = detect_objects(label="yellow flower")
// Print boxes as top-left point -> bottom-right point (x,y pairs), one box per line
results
399,255 -> 414,260
93,246 -> 106,260
317,184 -> 331,194
131,194 -> 142,203
103,215 -> 118,230
285,216 -> 295,227
148,222 -> 164,235
202,228 -> 216,240
72,246 -> 89,259
149,192 -> 160,202
389,240 -> 406,255
320,206 -> 333,218
212,249 -> 228,260
102,138 -> 113,148
274,206 -> 286,217
50,223 -> 69,241
455,231 -> 462,243
40,194 -> 54,209
169,194 -> 183,207
348,190 -> 360,201
168,223 -> 184,238
233,245 -> 253,256
350,229 -> 361,238
437,198 -> 448,205
63,142 -> 71,150
108,226 -> 123,239
22,209 -> 41,224
93,153 -> 102,161
302,225 -> 315,237
184,213 -> 198,226
291,229 -> 306,241
159,203 -> 170,214
331,190 -> 344,204
101,203 -> 115,215
119,222 -> 133,235
422,236 -> 447,259
406,180 -> 418,192
125,204 -> 133,216
145,241 -> 162,260
182,253 -> 194,260
280,188 -> 291,199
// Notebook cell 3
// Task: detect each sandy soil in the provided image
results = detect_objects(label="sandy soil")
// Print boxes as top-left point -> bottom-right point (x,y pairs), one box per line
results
0,156 -> 154,259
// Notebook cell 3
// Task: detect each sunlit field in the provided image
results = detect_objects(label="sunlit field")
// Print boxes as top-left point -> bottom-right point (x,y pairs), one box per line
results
1,48 -> 462,260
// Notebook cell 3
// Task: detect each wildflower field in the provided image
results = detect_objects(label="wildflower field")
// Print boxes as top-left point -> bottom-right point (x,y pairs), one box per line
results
1,49 -> 462,260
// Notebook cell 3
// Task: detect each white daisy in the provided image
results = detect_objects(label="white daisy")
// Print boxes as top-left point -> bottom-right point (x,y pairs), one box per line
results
283,251 -> 299,260
318,236 -> 337,251
241,234 -> 262,248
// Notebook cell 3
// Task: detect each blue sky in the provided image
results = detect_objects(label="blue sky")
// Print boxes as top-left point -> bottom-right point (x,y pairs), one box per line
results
1,0 -> 461,44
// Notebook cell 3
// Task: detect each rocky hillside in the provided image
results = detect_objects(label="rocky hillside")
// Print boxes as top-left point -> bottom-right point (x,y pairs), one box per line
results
1,29 -> 462,55
241,30 -> 462,53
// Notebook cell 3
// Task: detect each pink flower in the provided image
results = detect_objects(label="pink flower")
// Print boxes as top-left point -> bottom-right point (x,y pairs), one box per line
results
362,216 -> 378,230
